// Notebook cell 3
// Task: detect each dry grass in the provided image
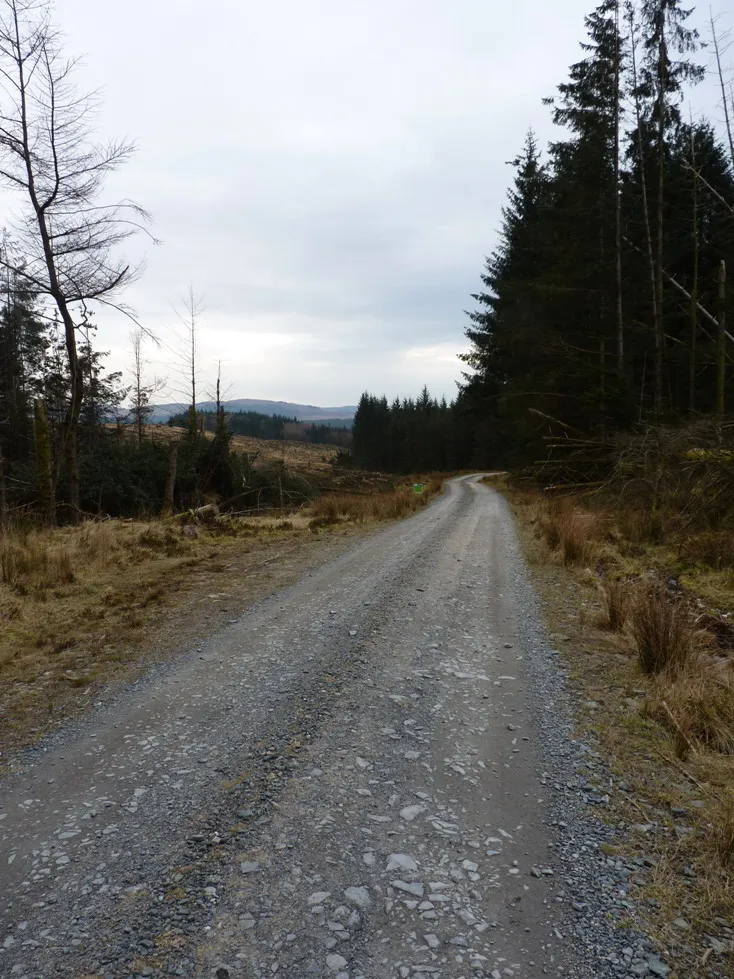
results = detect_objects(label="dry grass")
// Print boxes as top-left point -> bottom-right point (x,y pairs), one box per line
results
0,515 -> 321,753
146,424 -> 340,471
650,662 -> 734,756
536,496 -> 604,567
0,531 -> 75,594
713,794 -> 734,868
307,478 -> 443,529
629,583 -> 702,676
601,578 -> 630,632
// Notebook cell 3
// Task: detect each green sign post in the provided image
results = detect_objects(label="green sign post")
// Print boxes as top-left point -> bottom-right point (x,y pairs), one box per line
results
413,483 -> 424,495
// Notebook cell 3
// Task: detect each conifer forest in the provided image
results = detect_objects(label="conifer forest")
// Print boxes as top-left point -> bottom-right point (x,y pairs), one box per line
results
353,0 -> 734,477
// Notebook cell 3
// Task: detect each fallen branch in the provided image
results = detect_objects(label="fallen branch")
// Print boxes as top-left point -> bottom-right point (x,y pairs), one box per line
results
243,553 -> 282,575
527,408 -> 587,436
543,481 -> 605,491
623,235 -> 734,344
682,162 -> 734,218
652,746 -> 706,792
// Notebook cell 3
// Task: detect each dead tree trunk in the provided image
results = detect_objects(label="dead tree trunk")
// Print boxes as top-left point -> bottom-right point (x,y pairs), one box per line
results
162,441 -> 178,515
0,441 -> 7,529
614,0 -> 624,373
718,260 -> 727,420
654,32 -> 667,419
33,397 -> 55,523
689,126 -> 699,415
629,10 -> 659,416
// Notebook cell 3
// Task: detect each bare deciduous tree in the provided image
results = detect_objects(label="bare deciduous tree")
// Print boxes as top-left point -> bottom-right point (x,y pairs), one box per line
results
129,328 -> 164,443
0,0 -> 151,518
171,286 -> 204,436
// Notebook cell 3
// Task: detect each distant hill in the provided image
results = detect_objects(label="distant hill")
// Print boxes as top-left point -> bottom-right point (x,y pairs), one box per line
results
148,398 -> 357,424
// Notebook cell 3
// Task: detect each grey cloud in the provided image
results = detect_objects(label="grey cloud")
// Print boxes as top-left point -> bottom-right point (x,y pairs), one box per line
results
39,0 -> 727,403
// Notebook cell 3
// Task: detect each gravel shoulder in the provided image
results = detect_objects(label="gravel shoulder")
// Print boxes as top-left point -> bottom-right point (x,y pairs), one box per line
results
0,477 -> 692,978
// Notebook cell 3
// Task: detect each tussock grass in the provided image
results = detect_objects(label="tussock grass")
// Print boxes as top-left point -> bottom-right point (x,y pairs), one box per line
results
74,521 -> 123,561
537,497 -> 604,567
0,532 -> 75,594
601,578 -> 631,632
713,795 -> 734,868
651,663 -> 734,755
617,506 -> 666,545
629,582 -> 702,676
133,526 -> 186,556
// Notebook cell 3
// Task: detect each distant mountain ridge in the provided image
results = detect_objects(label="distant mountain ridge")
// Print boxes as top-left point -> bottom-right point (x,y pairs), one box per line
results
149,398 -> 357,424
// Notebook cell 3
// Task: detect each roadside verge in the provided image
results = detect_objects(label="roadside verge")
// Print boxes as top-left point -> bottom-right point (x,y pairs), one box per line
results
493,476 -> 734,978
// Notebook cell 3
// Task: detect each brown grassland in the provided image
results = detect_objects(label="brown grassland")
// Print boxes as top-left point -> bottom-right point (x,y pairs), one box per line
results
490,473 -> 734,970
147,424 -> 341,471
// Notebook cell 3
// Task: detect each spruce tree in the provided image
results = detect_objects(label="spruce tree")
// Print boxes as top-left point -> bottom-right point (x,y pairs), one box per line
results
542,0 -> 630,429
637,0 -> 705,415
462,131 -> 550,459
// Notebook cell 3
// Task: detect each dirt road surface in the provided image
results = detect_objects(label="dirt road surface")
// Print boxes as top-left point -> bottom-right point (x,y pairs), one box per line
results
0,477 -> 667,978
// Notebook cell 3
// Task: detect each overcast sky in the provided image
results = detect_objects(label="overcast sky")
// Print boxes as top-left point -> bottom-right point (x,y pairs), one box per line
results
38,1 -> 732,406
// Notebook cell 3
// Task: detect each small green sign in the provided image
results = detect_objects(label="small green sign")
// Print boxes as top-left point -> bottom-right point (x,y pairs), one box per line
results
413,483 -> 424,495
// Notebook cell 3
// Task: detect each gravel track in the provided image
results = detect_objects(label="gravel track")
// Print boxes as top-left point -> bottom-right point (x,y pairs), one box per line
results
0,476 -> 672,978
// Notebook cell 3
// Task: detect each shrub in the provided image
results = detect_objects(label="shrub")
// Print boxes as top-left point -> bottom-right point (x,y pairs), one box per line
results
611,421 -> 734,535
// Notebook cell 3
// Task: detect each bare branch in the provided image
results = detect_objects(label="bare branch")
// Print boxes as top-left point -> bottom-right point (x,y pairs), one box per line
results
94,296 -> 159,346
710,9 -> 734,170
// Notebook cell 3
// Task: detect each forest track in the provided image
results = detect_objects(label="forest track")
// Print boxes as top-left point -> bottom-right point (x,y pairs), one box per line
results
0,476 -> 677,978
